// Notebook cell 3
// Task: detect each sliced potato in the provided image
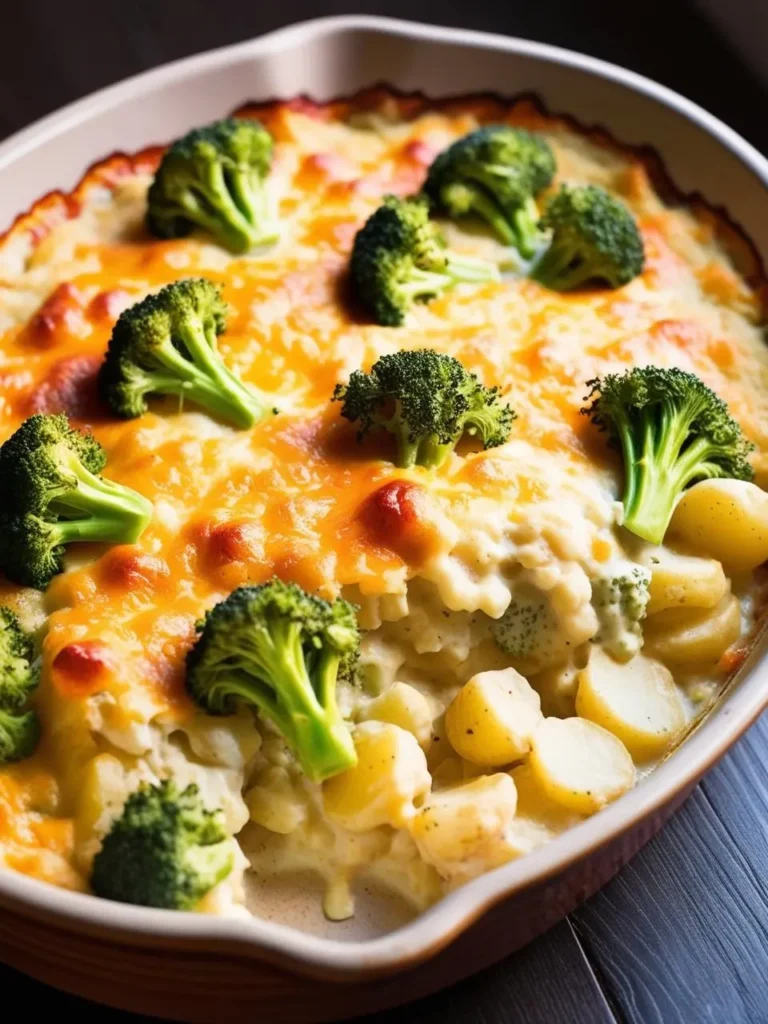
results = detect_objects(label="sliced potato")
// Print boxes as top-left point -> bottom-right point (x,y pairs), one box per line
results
409,773 -> 517,882
576,647 -> 686,761
445,668 -> 543,767
365,682 -> 433,748
504,762 -> 583,856
643,593 -> 741,665
669,479 -> 768,572
644,546 -> 727,615
323,721 -> 430,832
529,717 -> 635,815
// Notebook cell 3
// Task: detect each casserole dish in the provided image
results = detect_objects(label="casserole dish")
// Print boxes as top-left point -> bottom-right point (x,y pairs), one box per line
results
1,15 -> 768,1021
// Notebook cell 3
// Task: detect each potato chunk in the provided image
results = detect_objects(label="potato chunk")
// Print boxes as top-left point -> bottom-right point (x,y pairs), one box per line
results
365,682 -> 433,748
246,766 -> 307,834
75,753 -> 129,870
323,722 -> 431,832
445,668 -> 543,767
529,717 -> 635,814
644,547 -> 727,615
669,479 -> 768,572
576,648 -> 686,761
409,773 -> 517,882
643,593 -> 741,665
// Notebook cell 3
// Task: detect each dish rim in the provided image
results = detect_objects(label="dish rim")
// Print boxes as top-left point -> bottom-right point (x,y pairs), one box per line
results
1,12 -> 768,979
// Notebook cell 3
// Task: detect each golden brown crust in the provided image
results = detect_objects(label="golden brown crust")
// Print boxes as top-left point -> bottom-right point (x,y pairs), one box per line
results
0,89 -> 763,311
0,147 -> 163,251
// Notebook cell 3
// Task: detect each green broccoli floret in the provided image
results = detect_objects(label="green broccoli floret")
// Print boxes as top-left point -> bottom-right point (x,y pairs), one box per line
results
0,414 -> 153,589
99,278 -> 264,428
349,194 -> 499,326
492,592 -> 553,661
582,367 -> 754,545
0,710 -> 41,764
0,607 -> 39,711
423,126 -> 556,258
186,579 -> 359,782
90,780 -> 234,910
532,184 -> 644,290
146,118 -> 278,253
491,580 -> 570,673
591,566 -> 651,662
0,608 -> 40,764
333,349 -> 515,469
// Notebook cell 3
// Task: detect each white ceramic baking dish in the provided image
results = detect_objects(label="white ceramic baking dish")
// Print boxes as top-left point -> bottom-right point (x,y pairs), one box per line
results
1,16 -> 767,1021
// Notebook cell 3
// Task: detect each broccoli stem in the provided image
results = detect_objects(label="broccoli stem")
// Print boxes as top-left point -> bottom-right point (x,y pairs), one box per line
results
385,403 -> 455,469
51,515 -> 143,546
204,161 -> 277,251
399,266 -> 456,300
445,181 -> 540,255
49,447 -> 152,542
0,708 -> 40,763
511,198 -> 543,260
416,434 -> 454,468
226,168 -> 279,247
172,188 -> 254,255
533,240 -> 589,290
290,701 -> 358,782
209,620 -> 356,782
461,186 -> 517,247
149,330 -> 262,429
471,162 -> 526,187
177,317 -> 263,425
621,407 -> 723,544
394,426 -> 453,469
444,252 -> 501,283
464,403 -> 507,445
183,839 -> 235,892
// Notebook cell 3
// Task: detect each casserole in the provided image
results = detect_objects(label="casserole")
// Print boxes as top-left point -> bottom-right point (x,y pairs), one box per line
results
1,15 -> 768,1020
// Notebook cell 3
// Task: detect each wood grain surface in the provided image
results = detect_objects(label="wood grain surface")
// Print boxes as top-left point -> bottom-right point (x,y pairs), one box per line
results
1,1 -> 767,1021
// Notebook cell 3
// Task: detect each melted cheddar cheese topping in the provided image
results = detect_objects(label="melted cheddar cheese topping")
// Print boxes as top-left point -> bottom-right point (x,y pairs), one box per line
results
0,92 -> 766,922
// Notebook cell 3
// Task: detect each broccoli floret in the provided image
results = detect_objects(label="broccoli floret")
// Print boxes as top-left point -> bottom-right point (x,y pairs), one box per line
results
186,579 -> 359,782
0,608 -> 41,764
146,118 -> 278,253
532,184 -> 644,290
0,414 -> 153,589
99,278 -> 264,428
591,566 -> 651,662
90,780 -> 234,910
423,126 -> 556,258
349,195 -> 499,326
491,580 -> 570,673
583,367 -> 754,544
333,349 -> 515,469
0,710 -> 41,764
492,592 -> 553,661
0,607 -> 39,711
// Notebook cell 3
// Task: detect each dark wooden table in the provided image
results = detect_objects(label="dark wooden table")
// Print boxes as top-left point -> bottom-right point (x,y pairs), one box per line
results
2,2 -> 768,1020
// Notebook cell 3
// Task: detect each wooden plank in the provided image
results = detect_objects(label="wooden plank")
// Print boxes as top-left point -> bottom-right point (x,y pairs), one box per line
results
353,920 -> 616,1024
573,712 -> 768,1024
